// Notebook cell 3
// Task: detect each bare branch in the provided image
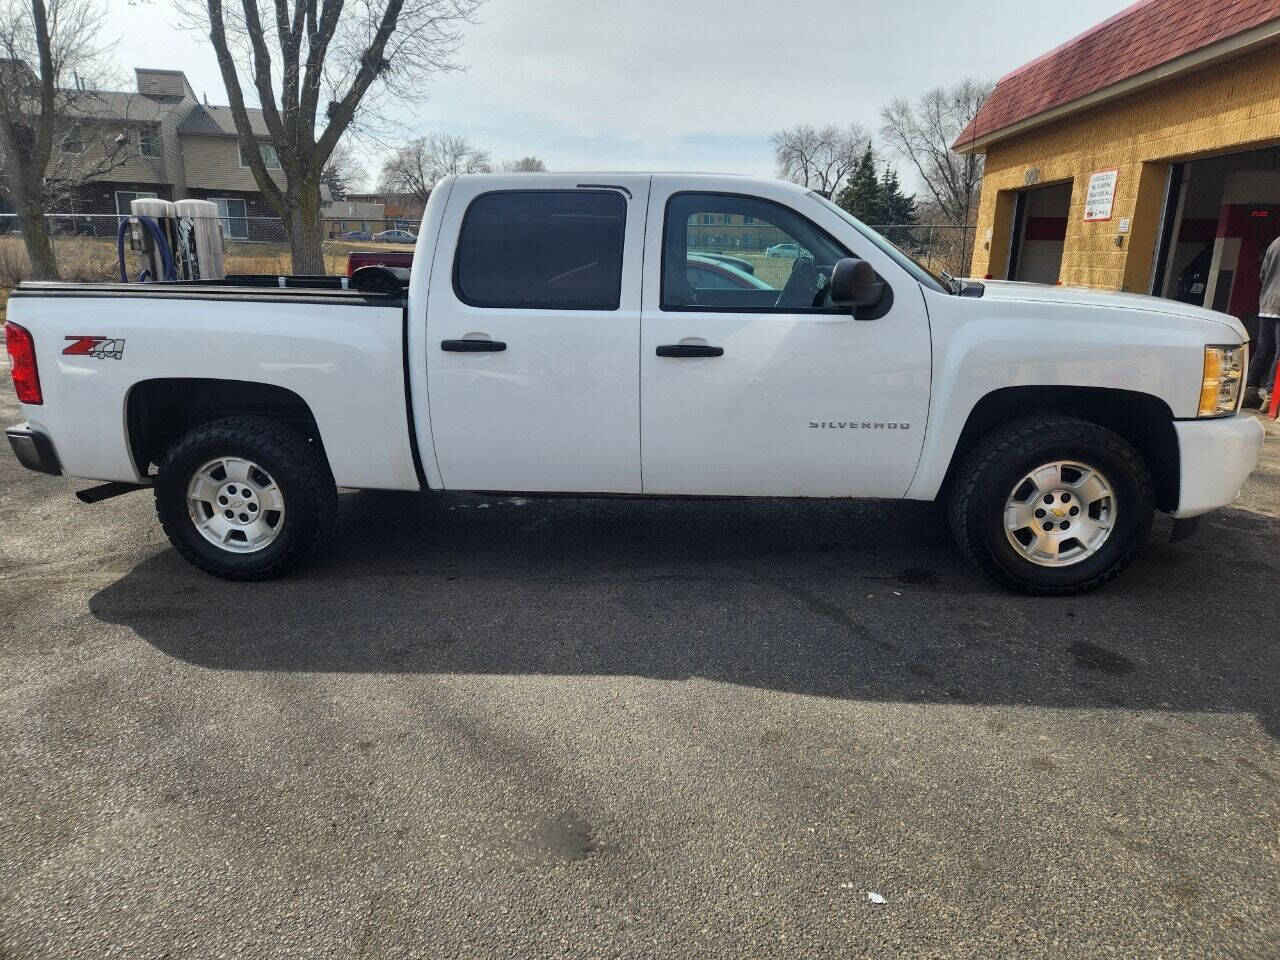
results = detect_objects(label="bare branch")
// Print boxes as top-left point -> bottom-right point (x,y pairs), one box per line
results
500,156 -> 545,173
184,0 -> 483,272
770,123 -> 870,197
879,79 -> 994,228
378,132 -> 489,202
0,0 -> 123,278
320,138 -> 367,199
204,0 -> 286,214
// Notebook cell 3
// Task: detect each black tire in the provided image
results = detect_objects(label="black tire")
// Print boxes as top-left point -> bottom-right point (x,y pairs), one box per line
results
154,416 -> 336,580
948,415 -> 1154,595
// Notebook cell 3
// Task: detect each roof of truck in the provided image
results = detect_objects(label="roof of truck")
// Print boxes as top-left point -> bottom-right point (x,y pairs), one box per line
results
452,171 -> 754,178
448,172 -> 806,193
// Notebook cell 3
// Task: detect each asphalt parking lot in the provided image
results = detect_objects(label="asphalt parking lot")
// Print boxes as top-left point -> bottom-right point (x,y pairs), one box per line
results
2,374 -> 1278,959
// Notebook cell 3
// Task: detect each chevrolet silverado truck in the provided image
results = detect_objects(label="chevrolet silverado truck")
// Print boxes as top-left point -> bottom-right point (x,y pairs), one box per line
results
4,173 -> 1265,593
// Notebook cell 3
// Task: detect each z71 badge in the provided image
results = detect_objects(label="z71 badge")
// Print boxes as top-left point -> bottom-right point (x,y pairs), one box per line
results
63,336 -> 125,359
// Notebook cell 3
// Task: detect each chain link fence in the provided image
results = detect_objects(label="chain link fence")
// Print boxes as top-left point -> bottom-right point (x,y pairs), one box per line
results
681,221 -> 975,286
0,213 -> 425,284
1,213 -> 974,285
869,224 -> 977,280
0,212 -> 426,243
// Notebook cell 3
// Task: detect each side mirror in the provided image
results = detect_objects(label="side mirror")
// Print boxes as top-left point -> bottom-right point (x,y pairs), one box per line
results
829,257 -> 885,313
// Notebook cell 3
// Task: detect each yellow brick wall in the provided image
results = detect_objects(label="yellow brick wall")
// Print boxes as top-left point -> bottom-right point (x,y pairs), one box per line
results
970,48 -> 1280,291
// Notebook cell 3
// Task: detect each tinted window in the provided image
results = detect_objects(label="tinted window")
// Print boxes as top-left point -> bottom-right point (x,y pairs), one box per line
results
662,193 -> 851,312
455,190 -> 626,310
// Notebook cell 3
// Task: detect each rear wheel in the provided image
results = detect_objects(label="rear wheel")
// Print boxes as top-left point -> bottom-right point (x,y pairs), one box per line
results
948,415 -> 1154,594
154,416 -> 336,580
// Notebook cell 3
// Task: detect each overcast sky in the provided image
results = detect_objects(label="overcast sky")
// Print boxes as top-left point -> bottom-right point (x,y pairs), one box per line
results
107,0 -> 1129,188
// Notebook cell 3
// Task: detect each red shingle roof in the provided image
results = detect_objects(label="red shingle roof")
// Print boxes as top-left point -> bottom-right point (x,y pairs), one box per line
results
953,0 -> 1280,149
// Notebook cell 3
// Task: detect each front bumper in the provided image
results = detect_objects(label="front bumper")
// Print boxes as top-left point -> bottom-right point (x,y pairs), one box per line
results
1172,415 -> 1265,518
6,424 -> 62,476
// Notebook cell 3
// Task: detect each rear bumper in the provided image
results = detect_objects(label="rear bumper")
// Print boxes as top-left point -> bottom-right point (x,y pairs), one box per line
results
1172,415 -> 1264,518
6,424 -> 62,476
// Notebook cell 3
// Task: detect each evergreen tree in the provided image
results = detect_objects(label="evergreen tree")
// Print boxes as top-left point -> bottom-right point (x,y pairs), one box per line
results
878,165 -> 916,225
835,144 -> 882,223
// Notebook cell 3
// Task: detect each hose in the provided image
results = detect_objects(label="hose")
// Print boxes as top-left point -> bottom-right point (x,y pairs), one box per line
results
116,215 -> 178,282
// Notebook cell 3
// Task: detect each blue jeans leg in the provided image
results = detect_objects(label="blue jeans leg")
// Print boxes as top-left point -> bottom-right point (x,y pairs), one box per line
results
1246,316 -> 1279,389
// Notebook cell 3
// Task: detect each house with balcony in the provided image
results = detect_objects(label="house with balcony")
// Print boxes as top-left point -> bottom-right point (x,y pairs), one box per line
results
18,66 -> 294,241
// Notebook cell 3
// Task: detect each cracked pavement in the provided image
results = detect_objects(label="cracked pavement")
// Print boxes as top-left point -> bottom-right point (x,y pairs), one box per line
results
2,368 -> 1278,959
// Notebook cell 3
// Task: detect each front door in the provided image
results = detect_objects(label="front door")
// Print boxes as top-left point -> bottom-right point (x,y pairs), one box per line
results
639,181 -> 931,497
426,177 -> 649,492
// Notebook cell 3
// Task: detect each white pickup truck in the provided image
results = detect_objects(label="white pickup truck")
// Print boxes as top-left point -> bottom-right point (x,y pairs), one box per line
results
4,173 -> 1265,593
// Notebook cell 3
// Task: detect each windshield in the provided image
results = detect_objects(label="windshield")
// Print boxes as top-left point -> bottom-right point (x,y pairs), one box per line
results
807,192 -> 951,294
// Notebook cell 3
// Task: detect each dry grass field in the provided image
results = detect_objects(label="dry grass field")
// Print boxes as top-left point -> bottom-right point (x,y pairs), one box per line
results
0,234 -> 416,321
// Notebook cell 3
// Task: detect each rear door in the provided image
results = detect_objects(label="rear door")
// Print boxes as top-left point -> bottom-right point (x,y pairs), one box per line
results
425,176 -> 649,492
639,179 -> 932,497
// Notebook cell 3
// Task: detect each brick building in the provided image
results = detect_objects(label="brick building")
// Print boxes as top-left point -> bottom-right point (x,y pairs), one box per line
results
346,193 -> 426,227
958,0 -> 1280,333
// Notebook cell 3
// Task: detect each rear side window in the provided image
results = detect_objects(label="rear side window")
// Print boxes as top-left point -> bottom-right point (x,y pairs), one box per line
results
454,190 -> 626,310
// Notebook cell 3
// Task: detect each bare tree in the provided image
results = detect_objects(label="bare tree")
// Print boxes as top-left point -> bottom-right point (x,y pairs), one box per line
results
879,79 -> 994,229
500,155 -> 545,173
188,0 -> 483,274
320,139 -> 367,200
0,0 -> 141,279
770,123 -> 870,198
378,132 -> 489,203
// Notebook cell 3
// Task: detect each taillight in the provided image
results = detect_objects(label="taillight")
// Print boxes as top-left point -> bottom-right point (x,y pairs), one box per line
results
5,322 -> 42,405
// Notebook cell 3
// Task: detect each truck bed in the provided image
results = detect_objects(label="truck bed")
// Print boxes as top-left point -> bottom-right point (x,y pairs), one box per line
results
7,277 -> 421,491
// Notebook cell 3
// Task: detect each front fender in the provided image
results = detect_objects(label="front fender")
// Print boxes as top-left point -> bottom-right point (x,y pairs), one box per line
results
907,290 -> 1210,500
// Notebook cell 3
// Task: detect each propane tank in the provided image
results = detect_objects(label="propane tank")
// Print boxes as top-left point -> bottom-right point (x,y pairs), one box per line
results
173,198 -> 225,280
129,197 -> 178,281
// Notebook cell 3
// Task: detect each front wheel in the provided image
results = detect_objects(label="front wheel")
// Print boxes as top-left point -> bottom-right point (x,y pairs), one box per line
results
154,416 -> 337,580
948,415 -> 1154,595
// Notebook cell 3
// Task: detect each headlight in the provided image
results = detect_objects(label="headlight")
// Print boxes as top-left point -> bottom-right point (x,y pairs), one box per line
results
1198,344 -> 1245,417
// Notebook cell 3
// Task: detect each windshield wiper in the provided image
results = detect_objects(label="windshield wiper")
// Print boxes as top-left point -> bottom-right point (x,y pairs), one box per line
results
940,269 -> 962,295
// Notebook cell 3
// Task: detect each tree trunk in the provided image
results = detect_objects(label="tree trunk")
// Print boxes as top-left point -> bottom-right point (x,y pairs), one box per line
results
286,178 -> 326,275
18,207 -> 59,281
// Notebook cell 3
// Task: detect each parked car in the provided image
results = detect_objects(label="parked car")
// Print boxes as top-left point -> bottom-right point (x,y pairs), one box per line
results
5,173 -> 1263,593
346,249 -> 414,278
337,230 -> 372,241
686,253 -> 773,290
373,229 -> 418,244
689,252 -> 756,274
766,241 -> 810,258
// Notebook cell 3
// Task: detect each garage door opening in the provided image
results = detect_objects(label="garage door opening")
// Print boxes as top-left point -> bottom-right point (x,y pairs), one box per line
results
1152,144 -> 1280,330
1007,181 -> 1072,284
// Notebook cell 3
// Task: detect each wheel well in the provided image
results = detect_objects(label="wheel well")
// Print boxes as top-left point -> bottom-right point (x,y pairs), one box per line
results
126,379 -> 326,475
941,387 -> 1180,512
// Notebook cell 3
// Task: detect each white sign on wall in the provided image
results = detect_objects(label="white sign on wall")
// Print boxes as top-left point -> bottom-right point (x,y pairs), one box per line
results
1083,169 -> 1119,222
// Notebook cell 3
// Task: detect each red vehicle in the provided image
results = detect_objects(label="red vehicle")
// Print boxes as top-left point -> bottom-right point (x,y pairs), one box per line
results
346,249 -> 413,278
